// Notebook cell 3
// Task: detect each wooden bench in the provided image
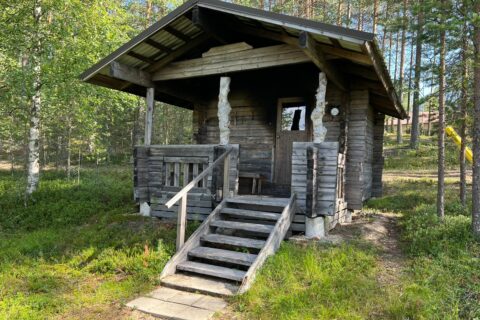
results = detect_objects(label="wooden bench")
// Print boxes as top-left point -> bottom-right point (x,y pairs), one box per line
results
239,173 -> 263,194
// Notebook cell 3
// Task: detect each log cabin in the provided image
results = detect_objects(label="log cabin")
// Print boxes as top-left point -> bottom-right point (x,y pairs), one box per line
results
81,0 -> 406,296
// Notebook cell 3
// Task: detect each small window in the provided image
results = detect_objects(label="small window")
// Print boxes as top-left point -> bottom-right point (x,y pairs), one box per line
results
281,104 -> 306,131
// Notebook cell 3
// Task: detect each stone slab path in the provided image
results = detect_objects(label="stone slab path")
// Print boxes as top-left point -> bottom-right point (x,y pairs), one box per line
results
126,287 -> 228,320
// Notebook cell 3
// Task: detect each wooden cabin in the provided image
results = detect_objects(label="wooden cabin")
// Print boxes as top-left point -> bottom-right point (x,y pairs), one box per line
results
81,0 -> 406,296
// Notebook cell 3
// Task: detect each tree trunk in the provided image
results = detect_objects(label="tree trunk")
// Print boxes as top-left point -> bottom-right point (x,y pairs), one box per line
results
26,1 -> 42,196
437,22 -> 446,221
460,19 -> 468,207
346,2 -> 351,28
472,0 -> 480,237
77,147 -> 81,184
66,117 -> 72,180
381,2 -> 388,52
336,1 -> 343,26
396,0 -> 407,144
410,0 -> 424,149
357,0 -> 363,31
407,35 -> 415,129
372,0 -> 378,34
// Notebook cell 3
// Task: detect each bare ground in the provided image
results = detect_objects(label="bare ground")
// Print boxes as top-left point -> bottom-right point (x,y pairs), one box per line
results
331,212 -> 406,287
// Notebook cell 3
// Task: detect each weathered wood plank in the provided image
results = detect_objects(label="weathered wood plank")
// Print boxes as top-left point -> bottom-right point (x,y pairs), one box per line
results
153,45 -> 309,81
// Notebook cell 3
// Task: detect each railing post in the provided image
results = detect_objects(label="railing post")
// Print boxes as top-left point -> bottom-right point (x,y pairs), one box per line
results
223,151 -> 230,199
306,145 -> 318,218
176,194 -> 187,251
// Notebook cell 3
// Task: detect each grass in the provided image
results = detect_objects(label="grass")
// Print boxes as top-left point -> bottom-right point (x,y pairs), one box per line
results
383,133 -> 462,170
0,167 -> 183,319
1,135 -> 479,319
232,136 -> 480,319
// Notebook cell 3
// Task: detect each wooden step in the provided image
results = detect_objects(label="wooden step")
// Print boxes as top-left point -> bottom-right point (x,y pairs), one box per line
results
211,220 -> 274,234
161,274 -> 238,297
177,261 -> 246,282
201,234 -> 266,250
226,197 -> 289,208
222,207 -> 281,221
189,247 -> 257,266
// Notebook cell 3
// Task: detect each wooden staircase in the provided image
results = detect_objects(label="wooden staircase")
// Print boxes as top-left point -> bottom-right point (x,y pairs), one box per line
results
160,195 -> 296,297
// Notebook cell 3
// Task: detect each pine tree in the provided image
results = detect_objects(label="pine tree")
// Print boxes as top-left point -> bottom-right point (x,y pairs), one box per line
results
472,0 -> 480,237
410,0 -> 424,149
437,0 -> 447,221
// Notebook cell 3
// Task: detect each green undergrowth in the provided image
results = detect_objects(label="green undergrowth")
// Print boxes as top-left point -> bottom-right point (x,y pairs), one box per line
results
0,167 -> 184,319
383,134 -> 461,170
235,137 -> 479,319
367,181 -> 479,319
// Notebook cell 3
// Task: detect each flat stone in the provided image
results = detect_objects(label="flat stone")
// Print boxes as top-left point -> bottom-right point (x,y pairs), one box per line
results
167,290 -> 204,306
192,295 -> 228,311
147,287 -> 180,301
126,296 -> 214,320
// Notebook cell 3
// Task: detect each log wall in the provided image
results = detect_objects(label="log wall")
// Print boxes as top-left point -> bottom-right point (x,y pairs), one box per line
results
372,113 -> 385,197
344,90 -> 381,210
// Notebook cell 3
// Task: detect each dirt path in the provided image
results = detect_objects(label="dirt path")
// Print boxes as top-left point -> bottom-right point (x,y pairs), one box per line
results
331,212 -> 406,287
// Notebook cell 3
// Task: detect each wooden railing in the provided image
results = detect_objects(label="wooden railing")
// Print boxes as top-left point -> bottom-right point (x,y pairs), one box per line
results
164,157 -> 209,188
165,147 -> 233,251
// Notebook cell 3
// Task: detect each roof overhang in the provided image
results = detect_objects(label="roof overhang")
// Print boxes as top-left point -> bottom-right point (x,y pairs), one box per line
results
80,0 -> 407,119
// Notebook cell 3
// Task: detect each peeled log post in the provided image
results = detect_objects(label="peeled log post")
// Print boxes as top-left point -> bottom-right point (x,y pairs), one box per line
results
144,88 -> 155,145
217,77 -> 231,145
306,72 -> 328,238
311,72 -> 328,143
140,88 -> 154,217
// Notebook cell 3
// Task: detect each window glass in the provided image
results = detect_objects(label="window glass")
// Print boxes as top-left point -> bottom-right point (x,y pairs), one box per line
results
281,105 -> 306,131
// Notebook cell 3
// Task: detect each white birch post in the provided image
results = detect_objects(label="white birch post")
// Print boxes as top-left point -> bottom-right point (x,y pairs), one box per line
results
144,87 -> 155,146
217,77 -> 231,198
306,72 -> 328,238
26,1 -> 42,196
140,87 -> 154,216
217,77 -> 231,145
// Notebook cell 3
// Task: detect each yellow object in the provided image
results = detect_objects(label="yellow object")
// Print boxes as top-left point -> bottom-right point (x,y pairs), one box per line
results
446,126 -> 473,164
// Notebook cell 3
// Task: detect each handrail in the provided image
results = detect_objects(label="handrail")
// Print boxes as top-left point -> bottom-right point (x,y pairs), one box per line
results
165,145 -> 233,251
165,146 -> 232,208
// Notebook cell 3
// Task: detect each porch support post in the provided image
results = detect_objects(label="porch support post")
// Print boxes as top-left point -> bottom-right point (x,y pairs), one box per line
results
217,77 -> 231,145
306,72 -> 328,238
144,87 -> 155,145
140,87 -> 155,217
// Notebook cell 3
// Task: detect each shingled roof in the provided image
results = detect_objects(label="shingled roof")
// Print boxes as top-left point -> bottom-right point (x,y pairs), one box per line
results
80,0 -> 407,119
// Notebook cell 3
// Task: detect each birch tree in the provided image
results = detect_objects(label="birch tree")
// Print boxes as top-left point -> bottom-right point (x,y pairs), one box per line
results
26,0 -> 43,195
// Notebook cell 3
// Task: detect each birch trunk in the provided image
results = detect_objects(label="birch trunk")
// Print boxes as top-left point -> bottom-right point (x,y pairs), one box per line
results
66,117 -> 72,180
472,0 -> 480,236
26,1 -> 42,196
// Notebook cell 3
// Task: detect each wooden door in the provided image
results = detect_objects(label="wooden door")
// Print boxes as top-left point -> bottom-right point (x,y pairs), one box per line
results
274,98 -> 309,186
